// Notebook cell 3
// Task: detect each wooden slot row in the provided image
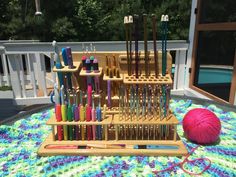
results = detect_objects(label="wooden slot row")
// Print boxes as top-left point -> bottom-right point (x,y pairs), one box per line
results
123,74 -> 172,84
80,67 -> 103,76
103,74 -> 124,81
53,62 -> 81,72
47,113 -> 179,126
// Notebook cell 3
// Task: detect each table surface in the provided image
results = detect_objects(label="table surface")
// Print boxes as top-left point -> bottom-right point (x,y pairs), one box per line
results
0,99 -> 235,176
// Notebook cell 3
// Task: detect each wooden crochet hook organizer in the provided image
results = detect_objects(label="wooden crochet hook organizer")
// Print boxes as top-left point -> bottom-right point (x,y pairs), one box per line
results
38,51 -> 187,156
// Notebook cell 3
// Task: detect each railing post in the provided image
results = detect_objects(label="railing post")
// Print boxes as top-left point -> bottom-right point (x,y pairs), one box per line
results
2,53 -> 10,86
7,54 -> 22,98
173,50 -> 187,91
34,53 -> 47,97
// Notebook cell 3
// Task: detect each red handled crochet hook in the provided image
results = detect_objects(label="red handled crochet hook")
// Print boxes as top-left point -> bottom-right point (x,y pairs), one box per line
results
53,84 -> 63,141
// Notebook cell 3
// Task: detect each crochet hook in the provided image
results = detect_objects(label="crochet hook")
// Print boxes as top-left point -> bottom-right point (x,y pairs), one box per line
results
79,90 -> 85,140
52,41 -> 64,87
60,85 -> 68,140
53,84 -> 63,141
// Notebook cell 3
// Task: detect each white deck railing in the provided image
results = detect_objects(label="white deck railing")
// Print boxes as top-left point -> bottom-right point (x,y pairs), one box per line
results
0,40 -> 189,105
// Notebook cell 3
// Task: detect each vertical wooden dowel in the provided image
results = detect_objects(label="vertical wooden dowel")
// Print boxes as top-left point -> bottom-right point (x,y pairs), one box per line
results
105,125 -> 108,141
115,125 -> 118,140
174,125 -> 177,141
52,125 -> 56,141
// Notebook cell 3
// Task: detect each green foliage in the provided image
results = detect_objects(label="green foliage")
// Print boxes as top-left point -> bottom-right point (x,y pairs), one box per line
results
0,86 -> 12,91
52,17 -> 77,41
0,0 -> 192,41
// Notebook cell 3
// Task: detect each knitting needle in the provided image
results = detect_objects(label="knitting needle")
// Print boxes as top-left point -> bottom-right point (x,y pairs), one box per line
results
60,85 -> 68,140
124,16 -> 130,75
152,14 -> 159,78
93,46 -> 100,94
134,14 -> 139,78
147,85 -> 152,120
164,15 -> 169,76
143,14 -> 149,77
161,15 -> 168,76
142,85 -> 147,119
128,16 -> 133,75
135,85 -> 139,140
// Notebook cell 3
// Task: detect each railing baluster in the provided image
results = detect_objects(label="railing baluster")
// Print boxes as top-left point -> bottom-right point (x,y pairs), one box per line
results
177,50 -> 187,90
8,54 -> 22,98
0,55 -> 3,87
2,54 -> 11,86
50,53 -> 56,84
173,50 -> 180,90
27,54 -> 37,97
35,53 -> 47,97
19,55 -> 26,98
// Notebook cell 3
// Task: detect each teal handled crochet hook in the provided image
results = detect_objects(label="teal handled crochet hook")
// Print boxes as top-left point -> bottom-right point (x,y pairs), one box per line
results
52,41 -> 64,87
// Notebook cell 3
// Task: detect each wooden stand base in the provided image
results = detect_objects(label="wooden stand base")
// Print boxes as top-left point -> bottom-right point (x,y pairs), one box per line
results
38,134 -> 187,156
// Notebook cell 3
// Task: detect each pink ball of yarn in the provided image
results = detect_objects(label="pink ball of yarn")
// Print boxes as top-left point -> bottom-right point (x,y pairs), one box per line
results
183,108 -> 221,144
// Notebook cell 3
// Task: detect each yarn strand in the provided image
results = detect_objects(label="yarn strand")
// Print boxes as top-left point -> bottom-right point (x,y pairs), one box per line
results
153,145 -> 211,175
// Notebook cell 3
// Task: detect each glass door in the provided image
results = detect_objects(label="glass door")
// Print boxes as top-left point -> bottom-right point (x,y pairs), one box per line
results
190,0 -> 236,104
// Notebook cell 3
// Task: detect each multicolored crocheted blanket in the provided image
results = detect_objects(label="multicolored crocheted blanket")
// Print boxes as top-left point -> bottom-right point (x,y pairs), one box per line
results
1,99 -> 236,176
